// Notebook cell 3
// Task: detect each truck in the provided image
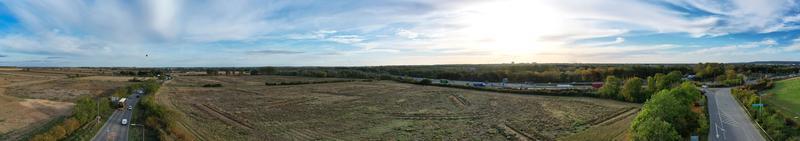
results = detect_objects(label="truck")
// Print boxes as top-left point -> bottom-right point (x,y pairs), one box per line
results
118,98 -> 127,108
556,84 -> 573,88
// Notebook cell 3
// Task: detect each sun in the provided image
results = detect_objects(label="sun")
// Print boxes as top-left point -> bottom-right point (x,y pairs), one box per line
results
454,0 -> 568,56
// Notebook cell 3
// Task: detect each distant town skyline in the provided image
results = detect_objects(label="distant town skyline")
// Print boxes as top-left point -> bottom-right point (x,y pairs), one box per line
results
1,0 -> 800,67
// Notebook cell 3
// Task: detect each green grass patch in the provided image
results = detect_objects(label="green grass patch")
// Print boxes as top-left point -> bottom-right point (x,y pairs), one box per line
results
765,78 -> 800,119
129,103 -> 160,141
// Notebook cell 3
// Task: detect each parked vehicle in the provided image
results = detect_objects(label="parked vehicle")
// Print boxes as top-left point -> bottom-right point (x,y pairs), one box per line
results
472,82 -> 487,87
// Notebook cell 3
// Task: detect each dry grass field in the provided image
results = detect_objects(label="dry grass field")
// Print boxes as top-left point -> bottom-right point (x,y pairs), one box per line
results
0,70 -> 133,140
0,71 -> 73,140
6,76 -> 133,102
158,75 -> 640,141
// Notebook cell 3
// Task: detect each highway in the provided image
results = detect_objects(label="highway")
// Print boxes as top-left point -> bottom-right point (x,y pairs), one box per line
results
707,88 -> 766,141
91,89 -> 143,141
409,77 -> 595,90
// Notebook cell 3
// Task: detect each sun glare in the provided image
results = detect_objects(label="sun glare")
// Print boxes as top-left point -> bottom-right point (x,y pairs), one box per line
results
457,0 -> 566,56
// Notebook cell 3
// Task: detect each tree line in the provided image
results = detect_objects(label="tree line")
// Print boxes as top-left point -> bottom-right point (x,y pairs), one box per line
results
693,63 -> 744,86
137,80 -> 195,141
597,71 -> 683,103
240,63 -> 797,84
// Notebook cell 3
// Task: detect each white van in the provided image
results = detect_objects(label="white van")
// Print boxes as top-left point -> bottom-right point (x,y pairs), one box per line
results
121,119 -> 128,125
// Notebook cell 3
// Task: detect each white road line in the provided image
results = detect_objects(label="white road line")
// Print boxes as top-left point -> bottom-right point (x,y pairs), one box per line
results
715,123 -> 720,138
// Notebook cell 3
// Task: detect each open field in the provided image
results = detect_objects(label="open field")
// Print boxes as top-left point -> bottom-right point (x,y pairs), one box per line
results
0,71 -> 73,140
158,75 -> 639,140
559,108 -> 638,141
6,76 -> 134,102
765,77 -> 800,119
25,68 -> 114,76
0,70 -> 132,140
168,75 -> 356,87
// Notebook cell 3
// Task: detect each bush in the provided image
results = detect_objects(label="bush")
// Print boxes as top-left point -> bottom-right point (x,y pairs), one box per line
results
419,79 -> 432,85
201,84 -> 223,87
128,78 -> 144,82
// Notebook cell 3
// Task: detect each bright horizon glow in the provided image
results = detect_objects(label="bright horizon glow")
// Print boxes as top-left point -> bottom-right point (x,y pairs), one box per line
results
0,0 -> 799,67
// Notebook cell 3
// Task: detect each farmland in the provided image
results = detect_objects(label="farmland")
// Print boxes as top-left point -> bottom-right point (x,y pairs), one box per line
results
158,75 -> 639,140
0,70 -> 133,140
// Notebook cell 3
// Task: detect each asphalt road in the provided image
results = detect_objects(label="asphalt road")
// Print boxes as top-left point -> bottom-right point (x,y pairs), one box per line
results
409,77 -> 595,89
91,89 -> 143,141
707,88 -> 766,141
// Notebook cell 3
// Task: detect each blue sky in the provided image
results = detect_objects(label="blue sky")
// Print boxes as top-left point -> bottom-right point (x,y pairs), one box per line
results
0,0 -> 799,67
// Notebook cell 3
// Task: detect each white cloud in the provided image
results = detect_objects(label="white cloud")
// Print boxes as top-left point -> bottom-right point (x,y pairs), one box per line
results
580,37 -> 625,47
396,29 -> 420,39
784,37 -> 800,51
327,35 -> 364,44
285,30 -> 338,40
786,45 -> 800,51
0,33 -> 111,56
1,0 -> 284,43
667,0 -> 798,34
1,0 -> 799,66
689,39 -> 780,55
758,39 -> 778,46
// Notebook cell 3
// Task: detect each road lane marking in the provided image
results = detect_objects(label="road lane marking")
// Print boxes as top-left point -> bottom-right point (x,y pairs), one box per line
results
715,123 -> 720,138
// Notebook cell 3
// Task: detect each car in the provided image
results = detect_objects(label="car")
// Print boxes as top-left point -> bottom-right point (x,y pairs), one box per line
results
121,119 -> 128,125
128,105 -> 133,110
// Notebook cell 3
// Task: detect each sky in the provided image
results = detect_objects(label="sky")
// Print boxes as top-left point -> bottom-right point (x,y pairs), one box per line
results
0,0 -> 800,67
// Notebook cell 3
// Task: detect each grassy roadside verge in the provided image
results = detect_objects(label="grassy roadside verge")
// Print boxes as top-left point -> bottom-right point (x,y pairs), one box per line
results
128,102 -> 159,141
764,78 -> 800,123
732,79 -> 800,140
136,80 -> 195,141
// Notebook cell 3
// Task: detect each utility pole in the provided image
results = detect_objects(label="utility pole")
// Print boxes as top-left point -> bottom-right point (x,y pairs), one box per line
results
96,97 -> 100,124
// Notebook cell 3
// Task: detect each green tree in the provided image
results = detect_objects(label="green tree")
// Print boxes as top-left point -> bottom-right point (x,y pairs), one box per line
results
621,77 -> 644,102
632,89 -> 699,137
646,76 -> 656,98
631,117 -> 681,141
419,79 -> 432,85
598,76 -> 621,99
670,82 -> 701,105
